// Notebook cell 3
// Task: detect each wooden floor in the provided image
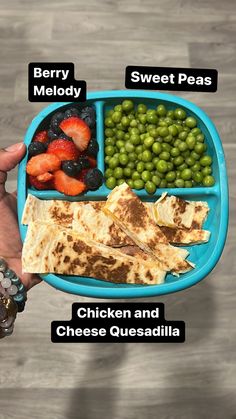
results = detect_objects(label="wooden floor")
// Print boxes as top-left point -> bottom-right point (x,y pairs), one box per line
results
0,1 -> 236,418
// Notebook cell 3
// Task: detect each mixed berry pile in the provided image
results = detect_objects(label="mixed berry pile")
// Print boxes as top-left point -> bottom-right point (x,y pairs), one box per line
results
26,106 -> 103,196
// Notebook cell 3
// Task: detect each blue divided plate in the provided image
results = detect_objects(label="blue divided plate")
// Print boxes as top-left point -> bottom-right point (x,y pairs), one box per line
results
17,90 -> 229,298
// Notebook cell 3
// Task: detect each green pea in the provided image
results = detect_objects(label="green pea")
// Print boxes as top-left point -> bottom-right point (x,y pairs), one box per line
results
146,113 -> 158,124
149,128 -> 158,138
106,177 -> 116,189
190,151 -> 200,161
112,111 -> 122,123
136,161 -> 144,173
156,104 -> 167,116
164,117 -> 173,126
178,163 -> 188,172
121,116 -> 130,128
145,162 -> 154,171
105,128 -> 115,137
168,125 -> 178,136
167,182 -> 175,188
125,142 -> 134,153
173,156 -> 184,166
113,153 -> 119,159
152,175 -> 161,186
182,150 -> 190,158
122,99 -> 134,112
186,135 -> 196,149
105,145 -> 115,156
159,179 -> 167,188
144,136 -> 155,148
109,157 -> 119,169
159,127 -> 169,137
159,121 -> 168,127
145,181 -> 156,194
132,171 -> 140,181
142,150 -> 152,162
178,131 -> 188,141
137,104 -> 147,114
171,147 -> 180,157
192,162 -> 201,172
105,156 -> 111,164
185,180 -> 193,188
141,170 -> 151,182
104,168 -> 113,179
114,104 -> 122,112
181,168 -> 192,180
185,116 -> 197,128
126,179 -> 134,188
120,147 -> 126,154
192,171 -> 203,183
167,110 -> 174,118
152,157 -> 159,166
130,119 -> 138,128
174,139 -> 181,148
202,175 -> 215,186
152,142 -> 162,155
128,152 -> 137,162
178,141 -> 188,152
191,127 -> 201,136
167,162 -> 174,171
105,117 -> 115,128
105,137 -> 115,146
138,123 -> 146,134
174,108 -> 186,120
138,114 -> 147,124
161,143 -> 171,152
133,179 -> 144,190
200,155 -> 212,166
165,171 -> 176,182
113,167 -> 123,179
116,130 -> 125,140
175,179 -> 185,188
159,151 -> 170,161
194,143 -> 205,154
136,145 -> 143,154
106,109 -> 114,117
123,167 -> 131,177
127,161 -> 135,169
119,153 -> 129,166
156,160 -> 168,173
196,134 -> 205,142
129,134 -> 140,146
186,156 -> 195,167
202,166 -> 212,176
116,179 -> 125,186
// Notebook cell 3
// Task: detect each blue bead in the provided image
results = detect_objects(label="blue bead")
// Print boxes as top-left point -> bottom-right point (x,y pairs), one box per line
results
11,277 -> 21,285
13,293 -> 24,303
4,269 -> 16,280
17,283 -> 25,293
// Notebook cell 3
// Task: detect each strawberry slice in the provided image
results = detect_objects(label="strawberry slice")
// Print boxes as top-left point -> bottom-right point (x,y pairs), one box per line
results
26,153 -> 61,176
37,172 -> 54,183
29,175 -> 54,190
54,170 -> 86,196
47,139 -> 80,161
59,117 -> 91,151
33,130 -> 48,144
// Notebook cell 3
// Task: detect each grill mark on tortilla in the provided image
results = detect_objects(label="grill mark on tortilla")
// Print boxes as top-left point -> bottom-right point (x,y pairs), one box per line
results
195,205 -> 202,213
50,205 -> 73,224
64,256 -> 70,263
73,240 -> 92,255
54,242 -> 65,254
67,235 -> 73,242
191,220 -> 200,229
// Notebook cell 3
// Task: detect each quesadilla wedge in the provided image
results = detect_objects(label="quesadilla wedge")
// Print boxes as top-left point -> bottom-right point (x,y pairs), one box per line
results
153,193 -> 209,230
22,221 -> 166,285
160,226 -> 210,245
103,183 -> 193,273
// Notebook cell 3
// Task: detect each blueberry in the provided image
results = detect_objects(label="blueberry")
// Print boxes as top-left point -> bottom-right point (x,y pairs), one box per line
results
86,137 -> 99,157
84,168 -> 103,191
77,155 -> 90,170
64,107 -> 80,119
28,142 -> 46,157
48,129 -> 58,141
62,160 -> 82,177
80,106 -> 96,128
50,111 -> 64,135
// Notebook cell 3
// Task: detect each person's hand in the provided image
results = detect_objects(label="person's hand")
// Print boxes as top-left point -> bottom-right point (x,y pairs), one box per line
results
0,143 -> 41,290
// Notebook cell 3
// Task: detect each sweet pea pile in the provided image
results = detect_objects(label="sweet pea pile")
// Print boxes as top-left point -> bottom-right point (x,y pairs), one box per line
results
104,100 -> 215,194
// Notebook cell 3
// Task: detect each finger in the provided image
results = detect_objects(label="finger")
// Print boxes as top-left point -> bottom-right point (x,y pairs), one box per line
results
0,143 -> 26,172
0,143 -> 26,198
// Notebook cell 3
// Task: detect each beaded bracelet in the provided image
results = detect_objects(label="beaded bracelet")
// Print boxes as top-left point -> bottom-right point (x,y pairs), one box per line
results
0,258 -> 27,339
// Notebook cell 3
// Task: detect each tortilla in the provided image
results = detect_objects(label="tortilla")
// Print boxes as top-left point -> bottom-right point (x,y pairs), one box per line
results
22,221 -> 166,285
103,183 -> 192,273
153,193 -> 209,230
72,202 -> 133,247
160,226 -> 211,245
153,193 -> 195,229
21,194 -> 77,227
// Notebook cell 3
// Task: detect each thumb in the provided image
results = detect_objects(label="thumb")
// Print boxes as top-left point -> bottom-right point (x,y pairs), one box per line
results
0,143 -> 26,198
0,143 -> 26,172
